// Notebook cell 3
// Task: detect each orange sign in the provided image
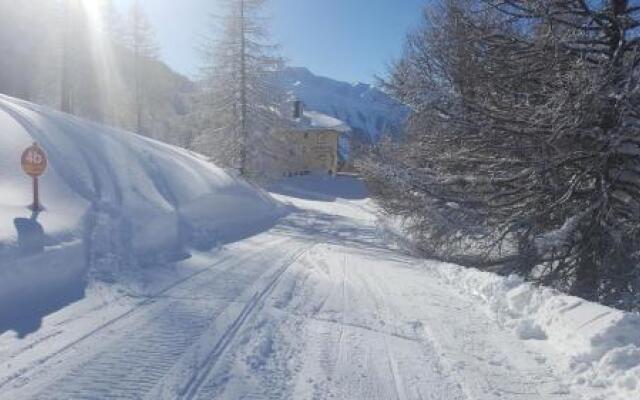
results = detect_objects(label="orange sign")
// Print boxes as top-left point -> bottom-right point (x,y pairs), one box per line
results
21,143 -> 48,177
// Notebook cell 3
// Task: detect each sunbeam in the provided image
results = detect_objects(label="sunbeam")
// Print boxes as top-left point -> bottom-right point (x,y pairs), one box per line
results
73,0 -> 128,125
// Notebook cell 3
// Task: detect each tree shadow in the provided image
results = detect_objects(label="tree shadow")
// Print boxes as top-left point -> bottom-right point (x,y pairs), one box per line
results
270,175 -> 368,202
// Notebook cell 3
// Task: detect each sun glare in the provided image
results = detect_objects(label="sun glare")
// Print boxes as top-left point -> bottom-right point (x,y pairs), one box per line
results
78,0 -> 104,29
73,0 -> 128,124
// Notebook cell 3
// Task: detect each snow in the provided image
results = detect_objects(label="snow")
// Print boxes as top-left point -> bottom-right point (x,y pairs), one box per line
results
1,113 -> 639,399
300,110 -> 351,133
427,260 -> 640,400
0,94 -> 287,336
272,67 -> 408,146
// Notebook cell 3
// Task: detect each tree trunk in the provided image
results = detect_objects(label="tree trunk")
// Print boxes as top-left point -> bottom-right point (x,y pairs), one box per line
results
61,1 -> 72,113
239,0 -> 248,176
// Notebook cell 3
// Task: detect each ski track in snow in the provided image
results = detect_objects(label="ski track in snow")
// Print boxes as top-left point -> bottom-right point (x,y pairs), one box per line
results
1,183 -> 583,397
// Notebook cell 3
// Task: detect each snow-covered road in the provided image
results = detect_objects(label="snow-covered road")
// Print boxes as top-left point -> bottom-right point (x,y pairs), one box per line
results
0,179 -> 578,399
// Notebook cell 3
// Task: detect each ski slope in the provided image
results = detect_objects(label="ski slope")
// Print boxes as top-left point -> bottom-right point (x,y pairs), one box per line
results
0,99 -> 638,399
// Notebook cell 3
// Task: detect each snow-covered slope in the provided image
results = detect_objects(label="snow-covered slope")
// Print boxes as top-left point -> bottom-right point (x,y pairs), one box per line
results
0,95 -> 286,334
272,67 -> 408,147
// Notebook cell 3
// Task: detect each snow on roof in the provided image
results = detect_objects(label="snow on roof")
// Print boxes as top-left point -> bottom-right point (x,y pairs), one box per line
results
295,110 -> 351,133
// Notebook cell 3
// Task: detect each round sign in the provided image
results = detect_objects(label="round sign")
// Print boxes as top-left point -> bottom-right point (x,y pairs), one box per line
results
21,143 -> 48,177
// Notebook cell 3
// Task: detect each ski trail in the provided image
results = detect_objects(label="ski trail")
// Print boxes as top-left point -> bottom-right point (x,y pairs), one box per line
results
336,253 -> 348,376
361,250 -> 576,400
182,244 -> 316,400
0,236 -> 297,400
359,268 -> 409,400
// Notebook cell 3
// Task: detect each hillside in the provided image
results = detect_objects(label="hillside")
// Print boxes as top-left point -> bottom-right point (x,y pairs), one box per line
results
272,67 -> 408,148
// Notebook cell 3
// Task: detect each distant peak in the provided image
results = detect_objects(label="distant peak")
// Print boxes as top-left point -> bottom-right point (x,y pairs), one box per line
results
283,66 -> 314,76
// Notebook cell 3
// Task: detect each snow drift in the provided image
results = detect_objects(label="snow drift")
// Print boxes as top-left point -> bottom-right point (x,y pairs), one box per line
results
0,95 -> 286,334
428,261 -> 640,400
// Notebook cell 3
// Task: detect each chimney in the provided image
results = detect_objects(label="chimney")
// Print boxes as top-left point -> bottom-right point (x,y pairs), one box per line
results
293,100 -> 304,119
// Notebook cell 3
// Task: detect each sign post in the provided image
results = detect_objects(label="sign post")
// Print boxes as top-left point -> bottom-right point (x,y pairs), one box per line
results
21,143 -> 48,211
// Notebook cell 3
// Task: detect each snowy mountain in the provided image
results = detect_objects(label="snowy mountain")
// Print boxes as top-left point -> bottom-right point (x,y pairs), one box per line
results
272,67 -> 408,147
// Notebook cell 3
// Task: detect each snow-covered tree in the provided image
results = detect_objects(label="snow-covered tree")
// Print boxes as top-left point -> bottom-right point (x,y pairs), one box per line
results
101,0 -> 126,44
365,0 -> 640,310
0,0 -> 56,102
196,0 -> 285,176
124,0 -> 160,134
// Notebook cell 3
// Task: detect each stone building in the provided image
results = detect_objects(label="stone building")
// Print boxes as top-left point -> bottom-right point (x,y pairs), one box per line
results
275,103 -> 349,177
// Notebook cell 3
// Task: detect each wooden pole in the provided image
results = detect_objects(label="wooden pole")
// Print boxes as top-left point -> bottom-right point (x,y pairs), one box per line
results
32,176 -> 40,211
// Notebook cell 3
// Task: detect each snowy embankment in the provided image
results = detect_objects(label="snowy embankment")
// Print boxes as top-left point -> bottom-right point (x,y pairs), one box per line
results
0,95 -> 286,335
428,261 -> 640,399
378,212 -> 640,398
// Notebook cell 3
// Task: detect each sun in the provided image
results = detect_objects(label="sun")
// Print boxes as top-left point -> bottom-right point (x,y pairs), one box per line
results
75,0 -> 105,31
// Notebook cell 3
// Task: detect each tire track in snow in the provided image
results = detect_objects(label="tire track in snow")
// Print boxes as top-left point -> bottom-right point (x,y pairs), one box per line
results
182,244 -> 316,400
311,246 -> 467,400
356,261 -> 409,400
362,256 -> 575,399
334,253 -> 348,381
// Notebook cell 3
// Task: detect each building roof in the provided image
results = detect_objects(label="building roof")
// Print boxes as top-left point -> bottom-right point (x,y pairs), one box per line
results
293,111 -> 351,133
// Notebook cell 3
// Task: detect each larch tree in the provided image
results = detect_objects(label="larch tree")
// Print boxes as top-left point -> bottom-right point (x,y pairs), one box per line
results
363,0 -> 640,310
124,0 -> 159,135
60,0 -> 82,113
196,0 -> 285,176
59,0 -> 109,120
101,0 -> 126,44
0,0 -> 57,103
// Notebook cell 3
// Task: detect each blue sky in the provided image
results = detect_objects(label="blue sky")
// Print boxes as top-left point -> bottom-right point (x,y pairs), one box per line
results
113,0 -> 426,84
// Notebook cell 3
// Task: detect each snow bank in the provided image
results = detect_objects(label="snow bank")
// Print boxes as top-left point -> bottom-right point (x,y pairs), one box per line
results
427,261 -> 640,399
0,95 -> 286,333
